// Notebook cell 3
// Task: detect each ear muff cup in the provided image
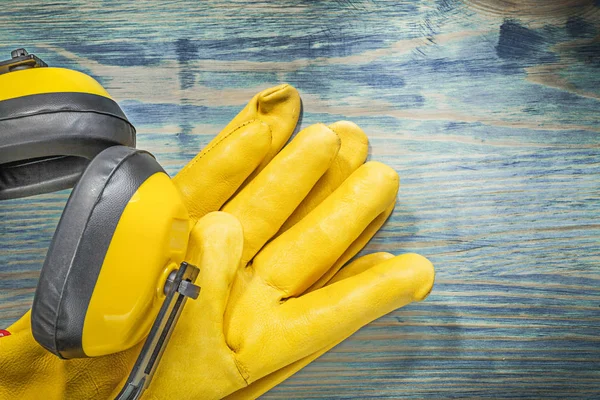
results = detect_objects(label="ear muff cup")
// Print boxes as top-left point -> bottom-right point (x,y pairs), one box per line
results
31,146 -> 164,359
0,82 -> 136,200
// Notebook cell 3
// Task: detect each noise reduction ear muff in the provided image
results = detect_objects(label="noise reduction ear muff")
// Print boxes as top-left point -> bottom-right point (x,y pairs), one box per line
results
31,146 -> 201,397
0,48 -> 136,199
31,145 -> 190,358
1,49 -> 201,398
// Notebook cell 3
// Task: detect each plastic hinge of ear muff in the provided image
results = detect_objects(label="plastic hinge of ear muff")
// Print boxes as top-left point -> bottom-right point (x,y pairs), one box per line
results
0,48 -> 48,75
115,262 -> 200,400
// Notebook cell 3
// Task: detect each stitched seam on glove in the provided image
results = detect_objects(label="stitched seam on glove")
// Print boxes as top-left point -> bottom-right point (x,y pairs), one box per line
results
174,119 -> 267,180
231,351 -> 251,384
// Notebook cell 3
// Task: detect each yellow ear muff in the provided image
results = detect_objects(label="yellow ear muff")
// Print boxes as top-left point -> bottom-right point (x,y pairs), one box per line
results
31,146 -> 189,359
3,50 -> 198,398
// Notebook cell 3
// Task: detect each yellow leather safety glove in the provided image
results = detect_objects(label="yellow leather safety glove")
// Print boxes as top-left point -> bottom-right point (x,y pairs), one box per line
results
0,85 -> 435,399
141,118 -> 433,399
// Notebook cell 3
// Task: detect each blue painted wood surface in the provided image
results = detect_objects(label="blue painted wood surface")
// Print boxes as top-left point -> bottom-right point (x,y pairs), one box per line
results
1,1 -> 599,398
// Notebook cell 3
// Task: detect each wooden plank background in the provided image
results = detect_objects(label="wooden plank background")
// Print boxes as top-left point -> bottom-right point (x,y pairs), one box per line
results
1,0 -> 599,398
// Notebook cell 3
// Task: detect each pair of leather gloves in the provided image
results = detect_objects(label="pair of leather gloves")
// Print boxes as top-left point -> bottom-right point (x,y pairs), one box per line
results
0,84 -> 434,399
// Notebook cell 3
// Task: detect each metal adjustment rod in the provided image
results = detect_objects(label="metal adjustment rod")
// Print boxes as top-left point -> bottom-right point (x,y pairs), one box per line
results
0,48 -> 48,75
115,262 -> 200,400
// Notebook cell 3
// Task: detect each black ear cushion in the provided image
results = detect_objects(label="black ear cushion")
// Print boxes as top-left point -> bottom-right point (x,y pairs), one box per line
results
31,146 -> 165,359
1,155 -> 88,199
0,92 -> 136,200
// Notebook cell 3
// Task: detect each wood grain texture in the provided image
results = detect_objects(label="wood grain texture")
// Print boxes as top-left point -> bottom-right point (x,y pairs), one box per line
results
1,0 -> 599,398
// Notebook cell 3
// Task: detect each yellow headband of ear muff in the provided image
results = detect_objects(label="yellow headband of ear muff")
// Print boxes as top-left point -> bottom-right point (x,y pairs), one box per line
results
31,146 -> 192,358
0,48 -> 136,199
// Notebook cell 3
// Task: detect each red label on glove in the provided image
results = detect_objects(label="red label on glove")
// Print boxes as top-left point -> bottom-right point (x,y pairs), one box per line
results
0,329 -> 10,337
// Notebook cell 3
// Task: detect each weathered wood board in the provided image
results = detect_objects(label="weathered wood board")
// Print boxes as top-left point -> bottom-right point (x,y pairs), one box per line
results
1,0 -> 599,398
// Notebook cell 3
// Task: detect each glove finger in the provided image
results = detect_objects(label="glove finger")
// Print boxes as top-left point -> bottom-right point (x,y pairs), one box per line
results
253,162 -> 398,298
278,121 -> 369,234
307,202 -> 395,292
173,120 -> 272,224
223,124 -> 340,265
220,84 -> 301,181
275,253 -> 434,370
184,212 -> 244,337
172,84 -> 300,224
222,252 -> 393,400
